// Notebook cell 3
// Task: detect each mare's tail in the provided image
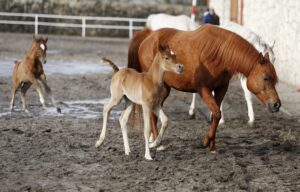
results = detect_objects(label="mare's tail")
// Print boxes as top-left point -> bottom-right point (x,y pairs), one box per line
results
101,57 -> 119,74
127,28 -> 152,131
127,27 -> 152,72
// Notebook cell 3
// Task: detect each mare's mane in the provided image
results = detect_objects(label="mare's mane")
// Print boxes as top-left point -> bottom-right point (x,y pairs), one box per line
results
192,25 -> 260,76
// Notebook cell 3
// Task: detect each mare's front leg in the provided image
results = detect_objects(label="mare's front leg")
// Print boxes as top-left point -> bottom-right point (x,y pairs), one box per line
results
39,74 -> 61,113
199,84 -> 228,152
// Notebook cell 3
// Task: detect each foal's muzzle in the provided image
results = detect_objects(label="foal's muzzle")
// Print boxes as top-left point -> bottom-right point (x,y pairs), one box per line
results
176,64 -> 184,73
268,100 -> 281,113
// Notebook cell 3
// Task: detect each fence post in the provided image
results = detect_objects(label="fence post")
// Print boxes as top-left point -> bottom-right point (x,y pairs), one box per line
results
82,17 -> 86,37
129,20 -> 133,39
34,15 -> 38,35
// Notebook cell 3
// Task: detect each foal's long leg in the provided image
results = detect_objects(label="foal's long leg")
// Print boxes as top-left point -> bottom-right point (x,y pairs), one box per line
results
240,75 -> 254,126
95,94 -> 123,148
142,105 -> 153,160
119,101 -> 133,155
20,83 -> 31,113
32,79 -> 47,108
150,85 -> 171,141
39,75 -> 61,113
188,93 -> 197,118
149,107 -> 168,148
9,86 -> 18,112
200,84 -> 228,152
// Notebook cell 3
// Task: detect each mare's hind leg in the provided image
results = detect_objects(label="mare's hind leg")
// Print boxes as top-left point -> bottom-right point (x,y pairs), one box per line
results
95,90 -> 123,148
240,75 -> 254,126
39,74 -> 61,113
20,82 -> 31,113
119,100 -> 134,155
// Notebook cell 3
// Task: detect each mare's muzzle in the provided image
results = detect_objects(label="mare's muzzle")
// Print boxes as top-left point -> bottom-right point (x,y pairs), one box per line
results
176,64 -> 184,73
268,100 -> 281,113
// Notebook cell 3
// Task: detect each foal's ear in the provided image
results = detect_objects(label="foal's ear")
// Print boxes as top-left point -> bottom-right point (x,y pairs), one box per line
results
259,52 -> 266,64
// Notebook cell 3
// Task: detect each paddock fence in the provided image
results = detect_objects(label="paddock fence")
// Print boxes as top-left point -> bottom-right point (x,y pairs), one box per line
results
0,12 -> 147,39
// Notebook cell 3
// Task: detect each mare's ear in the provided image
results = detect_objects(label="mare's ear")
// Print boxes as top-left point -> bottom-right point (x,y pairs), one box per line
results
44,36 -> 48,43
158,43 -> 166,52
259,52 -> 266,64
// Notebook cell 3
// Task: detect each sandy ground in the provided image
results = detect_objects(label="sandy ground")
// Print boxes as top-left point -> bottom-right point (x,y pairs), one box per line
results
0,33 -> 299,192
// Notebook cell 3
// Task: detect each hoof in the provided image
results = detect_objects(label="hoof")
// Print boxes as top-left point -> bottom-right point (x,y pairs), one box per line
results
125,150 -> 131,156
149,142 -> 157,149
219,119 -> 225,125
95,139 -> 104,148
188,113 -> 195,120
156,145 -> 167,151
145,155 -> 153,161
248,121 -> 254,127
210,150 -> 217,154
199,142 -> 208,149
57,107 -> 62,113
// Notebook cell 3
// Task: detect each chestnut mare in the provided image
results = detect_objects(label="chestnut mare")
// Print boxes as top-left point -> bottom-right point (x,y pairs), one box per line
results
128,24 -> 281,152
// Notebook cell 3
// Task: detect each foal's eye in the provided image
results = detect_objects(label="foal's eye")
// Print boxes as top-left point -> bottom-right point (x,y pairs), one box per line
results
165,57 -> 169,60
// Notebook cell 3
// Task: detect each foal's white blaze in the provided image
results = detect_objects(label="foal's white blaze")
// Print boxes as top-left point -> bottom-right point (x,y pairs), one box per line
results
170,50 -> 175,55
40,44 -> 45,51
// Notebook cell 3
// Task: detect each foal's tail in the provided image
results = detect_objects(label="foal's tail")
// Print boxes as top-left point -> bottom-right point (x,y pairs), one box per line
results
101,57 -> 119,74
127,28 -> 152,130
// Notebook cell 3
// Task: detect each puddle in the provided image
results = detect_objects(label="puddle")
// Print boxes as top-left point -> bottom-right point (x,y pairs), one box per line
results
0,58 -> 122,77
0,98 -> 122,120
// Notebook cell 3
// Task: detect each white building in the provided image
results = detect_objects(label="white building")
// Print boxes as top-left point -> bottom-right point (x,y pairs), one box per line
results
208,0 -> 300,86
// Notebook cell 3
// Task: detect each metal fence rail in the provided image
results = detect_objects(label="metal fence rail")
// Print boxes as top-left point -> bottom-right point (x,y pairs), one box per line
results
0,12 -> 147,38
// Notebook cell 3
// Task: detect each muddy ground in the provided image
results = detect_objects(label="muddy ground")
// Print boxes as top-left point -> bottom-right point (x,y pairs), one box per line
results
0,33 -> 299,192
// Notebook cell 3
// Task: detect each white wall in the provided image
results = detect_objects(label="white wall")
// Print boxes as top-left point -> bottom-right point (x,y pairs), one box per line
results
209,0 -> 300,86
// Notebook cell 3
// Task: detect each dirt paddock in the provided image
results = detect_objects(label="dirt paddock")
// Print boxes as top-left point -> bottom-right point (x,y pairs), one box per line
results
0,33 -> 299,192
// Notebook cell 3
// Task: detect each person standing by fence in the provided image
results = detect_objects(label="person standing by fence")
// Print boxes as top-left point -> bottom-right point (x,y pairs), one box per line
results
201,8 -> 220,26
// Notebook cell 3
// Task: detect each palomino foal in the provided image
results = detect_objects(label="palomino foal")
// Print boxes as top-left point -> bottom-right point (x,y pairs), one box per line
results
95,44 -> 184,160
10,36 -> 61,113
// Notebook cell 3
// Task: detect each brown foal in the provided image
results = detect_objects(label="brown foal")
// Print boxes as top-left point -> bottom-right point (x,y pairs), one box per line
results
10,36 -> 61,113
95,44 -> 184,160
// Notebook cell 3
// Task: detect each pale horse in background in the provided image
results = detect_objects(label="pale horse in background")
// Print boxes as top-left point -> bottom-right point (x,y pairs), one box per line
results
146,13 -> 199,31
146,14 -> 275,126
